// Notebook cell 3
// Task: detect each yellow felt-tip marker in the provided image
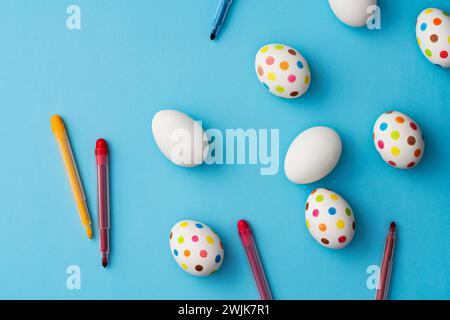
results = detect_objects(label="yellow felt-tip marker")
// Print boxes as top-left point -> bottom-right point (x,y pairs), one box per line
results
51,115 -> 93,239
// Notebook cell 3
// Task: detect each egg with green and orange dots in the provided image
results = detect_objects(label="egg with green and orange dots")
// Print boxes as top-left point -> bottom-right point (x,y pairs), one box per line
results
373,111 -> 425,169
255,43 -> 311,99
416,8 -> 450,68
305,188 -> 356,249
169,220 -> 224,276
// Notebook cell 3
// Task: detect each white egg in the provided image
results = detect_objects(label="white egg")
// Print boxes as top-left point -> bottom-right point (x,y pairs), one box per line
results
255,43 -> 311,99
373,111 -> 425,169
416,8 -> 450,68
169,220 -> 224,276
328,0 -> 377,27
305,188 -> 356,249
152,109 -> 209,167
284,126 -> 342,184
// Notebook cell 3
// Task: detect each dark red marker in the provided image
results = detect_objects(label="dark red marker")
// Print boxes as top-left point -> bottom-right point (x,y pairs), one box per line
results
95,139 -> 110,268
376,222 -> 396,300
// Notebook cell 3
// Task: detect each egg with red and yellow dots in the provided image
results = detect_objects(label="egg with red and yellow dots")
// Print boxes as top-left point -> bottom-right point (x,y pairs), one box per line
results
255,43 -> 311,99
416,8 -> 450,68
373,111 -> 425,169
169,220 -> 224,276
305,188 -> 355,249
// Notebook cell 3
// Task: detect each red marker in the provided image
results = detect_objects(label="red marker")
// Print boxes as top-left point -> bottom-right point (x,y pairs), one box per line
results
376,222 -> 396,300
237,220 -> 272,300
95,139 -> 110,268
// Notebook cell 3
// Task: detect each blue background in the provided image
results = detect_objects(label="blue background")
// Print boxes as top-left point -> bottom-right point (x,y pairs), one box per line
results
0,0 -> 448,300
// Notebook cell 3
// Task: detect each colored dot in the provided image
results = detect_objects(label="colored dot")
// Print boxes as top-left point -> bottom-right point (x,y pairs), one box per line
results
267,72 -> 276,81
338,236 -> 347,243
306,219 -> 310,229
328,207 -> 336,215
304,75 -> 310,84
180,221 -> 188,227
288,49 -> 297,55
260,46 -> 269,53
275,85 -> 285,93
391,147 -> 400,156
443,11 -> 449,16
410,122 -> 417,130
336,220 -> 345,229
391,130 -> 400,140
330,194 -> 338,201
380,122 -> 388,131
377,140 -> 384,149
420,23 -> 427,31
274,44 -> 284,50
257,65 -> 264,76
312,209 -> 319,217
195,265 -> 203,272
311,189 -> 317,194
448,36 -> 450,44
195,223 -> 203,228
206,236 -> 214,244
430,34 -> 439,43
407,162 -> 416,168
395,116 -> 405,124
181,263 -> 188,270
425,49 -> 432,57
173,249 -> 178,256
407,136 -> 416,145
305,202 -> 309,210
417,37 -> 421,46
433,18 -> 442,26
215,255 -> 221,263
296,60 -> 304,69
385,111 -> 393,114
321,238 -> 329,245
440,51 -> 448,59
287,74 -> 296,83
265,56 -> 275,65
388,160 -> 397,166
290,91 -> 299,97
316,195 -> 324,202
169,232 -> 173,240
280,61 -> 289,70
414,149 -> 421,157
184,250 -> 191,257
425,9 -> 433,14
352,222 -> 355,230
220,241 -> 223,249
200,250 -> 208,258
192,235 -> 199,242
345,208 -> 352,216
319,223 -> 327,232
178,236 -> 184,244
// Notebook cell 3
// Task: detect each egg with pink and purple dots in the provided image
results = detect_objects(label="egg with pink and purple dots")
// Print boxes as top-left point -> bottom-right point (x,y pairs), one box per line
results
255,43 -> 311,99
305,188 -> 356,249
373,111 -> 425,169
416,8 -> 450,68
169,220 -> 224,276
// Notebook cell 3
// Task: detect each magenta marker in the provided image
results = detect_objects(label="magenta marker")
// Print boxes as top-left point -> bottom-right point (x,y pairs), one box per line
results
237,219 -> 273,300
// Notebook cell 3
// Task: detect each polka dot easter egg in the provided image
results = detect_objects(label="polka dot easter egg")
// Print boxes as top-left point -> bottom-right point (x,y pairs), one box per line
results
373,111 -> 425,169
169,220 -> 224,276
416,8 -> 450,68
255,43 -> 311,99
305,188 -> 355,249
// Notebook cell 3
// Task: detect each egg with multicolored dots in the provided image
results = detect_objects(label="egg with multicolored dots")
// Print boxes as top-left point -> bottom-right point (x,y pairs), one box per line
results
255,43 -> 311,99
169,220 -> 224,276
305,188 -> 356,249
373,111 -> 425,169
416,8 -> 450,68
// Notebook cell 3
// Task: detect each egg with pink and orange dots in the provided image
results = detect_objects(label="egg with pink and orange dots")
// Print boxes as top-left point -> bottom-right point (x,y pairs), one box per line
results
416,8 -> 450,68
373,111 -> 425,169
305,188 -> 355,249
255,43 -> 311,99
169,220 -> 224,276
